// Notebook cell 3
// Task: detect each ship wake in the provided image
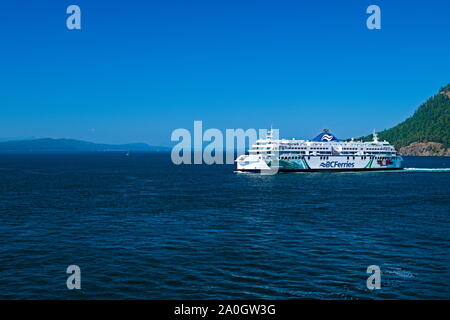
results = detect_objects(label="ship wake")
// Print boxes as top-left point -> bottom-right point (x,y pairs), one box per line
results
403,168 -> 450,172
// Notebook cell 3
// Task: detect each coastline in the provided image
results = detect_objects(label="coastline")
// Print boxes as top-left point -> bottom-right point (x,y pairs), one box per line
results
399,142 -> 450,156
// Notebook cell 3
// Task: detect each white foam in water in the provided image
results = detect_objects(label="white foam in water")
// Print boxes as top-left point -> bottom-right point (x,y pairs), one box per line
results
404,168 -> 450,172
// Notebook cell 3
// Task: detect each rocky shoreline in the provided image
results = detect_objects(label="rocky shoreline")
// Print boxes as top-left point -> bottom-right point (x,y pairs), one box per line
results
399,142 -> 450,156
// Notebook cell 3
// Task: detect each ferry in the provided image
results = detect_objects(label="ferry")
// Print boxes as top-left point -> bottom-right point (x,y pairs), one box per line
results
235,129 -> 403,172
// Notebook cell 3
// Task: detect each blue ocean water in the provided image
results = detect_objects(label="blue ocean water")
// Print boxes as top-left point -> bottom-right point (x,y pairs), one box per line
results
0,153 -> 449,299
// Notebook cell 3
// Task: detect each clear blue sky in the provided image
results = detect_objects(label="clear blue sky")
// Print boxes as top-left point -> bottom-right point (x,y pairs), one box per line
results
1,0 -> 449,146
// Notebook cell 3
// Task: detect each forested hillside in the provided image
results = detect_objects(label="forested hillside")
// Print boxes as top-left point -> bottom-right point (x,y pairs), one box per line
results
360,84 -> 450,155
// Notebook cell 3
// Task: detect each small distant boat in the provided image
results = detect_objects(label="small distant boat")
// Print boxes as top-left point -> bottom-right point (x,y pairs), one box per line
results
125,151 -> 130,157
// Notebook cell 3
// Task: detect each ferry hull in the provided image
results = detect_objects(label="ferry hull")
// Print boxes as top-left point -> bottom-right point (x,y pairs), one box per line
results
236,156 -> 403,172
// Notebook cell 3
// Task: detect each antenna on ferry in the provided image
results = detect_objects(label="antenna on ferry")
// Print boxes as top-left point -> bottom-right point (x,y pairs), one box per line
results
372,129 -> 379,143
267,125 -> 273,140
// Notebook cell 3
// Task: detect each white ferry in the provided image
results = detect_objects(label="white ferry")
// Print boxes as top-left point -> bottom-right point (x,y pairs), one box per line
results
235,129 -> 403,172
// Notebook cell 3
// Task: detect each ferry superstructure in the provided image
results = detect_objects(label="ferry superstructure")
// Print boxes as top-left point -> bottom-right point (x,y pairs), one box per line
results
235,129 -> 403,172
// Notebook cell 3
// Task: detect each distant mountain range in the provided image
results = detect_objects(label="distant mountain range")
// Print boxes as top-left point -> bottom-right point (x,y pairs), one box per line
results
0,138 -> 170,153
2,84 -> 448,155
0,136 -> 39,142
359,84 -> 450,156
